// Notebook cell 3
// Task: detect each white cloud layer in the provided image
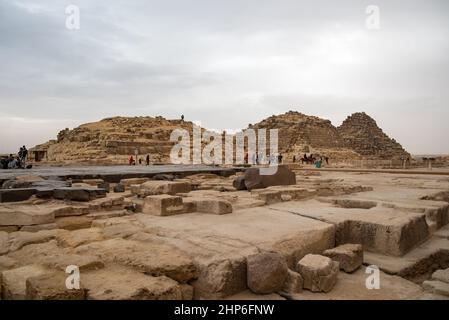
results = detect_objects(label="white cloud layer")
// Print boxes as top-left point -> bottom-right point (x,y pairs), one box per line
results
0,0 -> 448,154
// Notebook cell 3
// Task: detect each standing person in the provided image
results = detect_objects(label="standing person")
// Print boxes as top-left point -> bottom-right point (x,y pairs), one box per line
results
22,146 -> 28,163
181,115 -> 185,121
293,155 -> 296,163
325,156 -> 329,165
18,147 -> 23,162
146,154 -> 150,166
129,155 -> 134,166
138,158 -> 142,165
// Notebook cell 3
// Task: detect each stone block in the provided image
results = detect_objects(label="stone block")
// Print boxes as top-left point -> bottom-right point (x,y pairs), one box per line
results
323,243 -> 363,273
143,195 -> 185,216
0,188 -> 36,203
297,254 -> 339,293
1,265 -> 49,300
247,252 -> 288,294
244,165 -> 296,191
26,271 -> 87,300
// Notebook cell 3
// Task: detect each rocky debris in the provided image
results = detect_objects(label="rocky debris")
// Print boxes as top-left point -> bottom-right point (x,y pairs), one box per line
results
337,112 -> 410,160
26,271 -> 87,300
323,244 -> 363,273
81,266 -> 183,300
243,165 -> 296,191
143,195 -> 185,216
153,174 -> 175,181
282,269 -> 304,294
297,254 -> 339,293
75,238 -> 198,283
0,256 -> 18,271
246,252 -> 288,294
0,231 -> 8,255
1,264 -> 49,299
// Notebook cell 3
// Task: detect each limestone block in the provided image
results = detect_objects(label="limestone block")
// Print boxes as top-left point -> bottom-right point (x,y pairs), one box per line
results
143,195 -> 185,216
323,243 -> 363,273
297,254 -> 339,293
247,252 -> 288,294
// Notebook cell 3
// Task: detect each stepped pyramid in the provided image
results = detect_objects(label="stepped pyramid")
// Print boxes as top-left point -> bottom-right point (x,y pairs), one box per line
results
337,112 -> 410,160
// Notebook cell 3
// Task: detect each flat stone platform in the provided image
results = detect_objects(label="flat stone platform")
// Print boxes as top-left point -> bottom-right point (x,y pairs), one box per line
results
0,164 -> 243,183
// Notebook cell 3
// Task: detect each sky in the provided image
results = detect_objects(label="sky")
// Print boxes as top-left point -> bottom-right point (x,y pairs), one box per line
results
0,0 -> 448,155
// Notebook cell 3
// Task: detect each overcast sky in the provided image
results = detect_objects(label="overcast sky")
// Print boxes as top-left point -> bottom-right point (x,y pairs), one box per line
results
0,0 -> 448,154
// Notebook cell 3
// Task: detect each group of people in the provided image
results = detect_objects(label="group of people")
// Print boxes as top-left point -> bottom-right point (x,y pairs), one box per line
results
243,153 -> 284,165
129,154 -> 151,166
1,146 -> 29,169
296,153 -> 329,167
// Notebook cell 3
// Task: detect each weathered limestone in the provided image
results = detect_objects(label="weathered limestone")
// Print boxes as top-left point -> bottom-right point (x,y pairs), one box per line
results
1,265 -> 49,299
0,256 -> 18,271
246,252 -> 288,294
243,165 -> 296,191
297,254 -> 339,293
113,183 -> 125,193
143,195 -> 185,216
26,272 -> 87,300
255,191 -> 282,205
6,230 -> 58,252
422,280 -> 449,296
53,187 -> 106,202
56,228 -> 104,248
432,268 -> 449,284
191,198 -> 233,215
137,181 -> 192,197
0,206 -> 55,226
44,254 -> 104,272
55,216 -> 93,231
323,244 -> 363,273
233,176 -> 247,190
0,231 -> 8,255
20,223 -> 58,233
81,266 -> 183,300
282,269 -> 304,294
120,178 -> 150,190
75,238 -> 198,283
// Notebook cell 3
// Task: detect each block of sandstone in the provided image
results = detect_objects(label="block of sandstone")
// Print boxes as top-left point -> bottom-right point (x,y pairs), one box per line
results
0,206 -> 55,226
143,195 -> 185,216
119,178 -> 150,189
138,181 -> 191,196
431,268 -> 449,284
247,252 -> 288,294
20,223 -> 58,233
297,254 -> 339,293
244,165 -> 296,191
1,265 -> 49,300
282,269 -> 303,294
422,280 -> 449,297
26,272 -> 87,300
232,176 -> 247,190
193,198 -> 233,215
55,216 -> 93,231
0,231 -> 8,255
323,243 -> 363,273
256,191 -> 282,205
81,265 -> 183,300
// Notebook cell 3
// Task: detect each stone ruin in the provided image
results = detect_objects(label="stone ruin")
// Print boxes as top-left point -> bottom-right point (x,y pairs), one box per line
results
1,164 -> 449,300
29,111 -> 410,165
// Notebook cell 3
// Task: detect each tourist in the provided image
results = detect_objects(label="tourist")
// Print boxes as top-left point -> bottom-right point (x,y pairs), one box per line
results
325,156 -> 329,165
181,114 -> 184,121
8,157 -> 19,169
22,146 -> 28,163
146,154 -> 150,166
138,158 -> 142,165
293,155 -> 296,163
129,155 -> 134,166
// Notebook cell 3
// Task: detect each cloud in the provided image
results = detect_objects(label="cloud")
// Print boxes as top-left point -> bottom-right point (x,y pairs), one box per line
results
0,0 -> 448,154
